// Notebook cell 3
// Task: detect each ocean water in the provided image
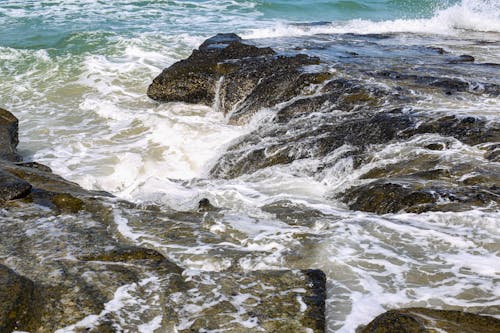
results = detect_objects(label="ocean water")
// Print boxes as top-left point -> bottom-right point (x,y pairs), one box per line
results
0,1 -> 499,332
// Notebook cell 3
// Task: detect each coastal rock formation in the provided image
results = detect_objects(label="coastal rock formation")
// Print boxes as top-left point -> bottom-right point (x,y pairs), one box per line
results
0,107 -> 327,332
0,264 -> 42,332
172,269 -> 326,333
148,33 -> 330,125
0,108 -> 21,162
341,180 -> 499,214
149,34 -> 499,214
358,308 -> 500,333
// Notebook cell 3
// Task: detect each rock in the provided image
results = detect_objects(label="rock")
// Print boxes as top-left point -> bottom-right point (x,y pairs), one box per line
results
147,33 -> 276,106
15,161 -> 52,173
448,54 -> 475,64
198,198 -> 219,212
358,308 -> 500,333
210,111 -> 413,179
0,169 -> 32,202
0,108 -> 21,162
170,269 -> 326,333
402,116 -> 500,146
484,144 -> 500,162
376,71 -> 499,96
342,181 -> 436,214
148,33 -> 329,125
0,264 -> 42,332
275,79 -> 406,123
341,179 -> 500,214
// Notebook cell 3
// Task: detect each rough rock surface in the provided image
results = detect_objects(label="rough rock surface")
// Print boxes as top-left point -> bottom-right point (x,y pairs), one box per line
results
0,108 -> 21,161
358,308 -> 500,333
171,269 -> 326,333
149,35 -> 500,215
0,264 -> 42,333
341,180 -> 499,214
148,33 -> 330,125
0,107 -> 327,332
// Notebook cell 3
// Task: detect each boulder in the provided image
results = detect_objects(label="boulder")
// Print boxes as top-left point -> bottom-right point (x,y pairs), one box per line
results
0,108 -> 21,161
148,33 -> 330,125
358,308 -> 500,333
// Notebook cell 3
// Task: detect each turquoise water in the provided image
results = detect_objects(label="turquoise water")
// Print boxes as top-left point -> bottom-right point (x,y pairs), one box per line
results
1,0 -> 498,49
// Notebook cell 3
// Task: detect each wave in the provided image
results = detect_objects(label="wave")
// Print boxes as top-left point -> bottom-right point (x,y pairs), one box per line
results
244,0 -> 500,38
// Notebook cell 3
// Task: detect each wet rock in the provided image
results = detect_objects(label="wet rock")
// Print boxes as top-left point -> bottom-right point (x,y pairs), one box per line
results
358,308 -> 500,333
15,161 -> 52,173
402,116 -> 500,146
425,143 -> 445,151
148,33 -> 329,125
0,169 -> 32,202
448,54 -> 475,64
198,198 -> 219,212
0,108 -> 21,162
211,111 -> 413,179
275,79 -> 403,123
0,264 -> 42,332
171,269 -> 326,333
341,180 -> 499,214
376,71 -> 499,96
484,144 -> 500,162
261,200 -> 326,226
342,181 -> 436,214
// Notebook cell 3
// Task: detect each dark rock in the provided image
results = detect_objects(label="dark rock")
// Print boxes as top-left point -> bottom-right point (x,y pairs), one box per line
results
0,169 -> 32,202
402,116 -> 500,146
171,269 -> 326,333
0,264 -> 43,332
198,198 -> 219,212
275,79 -> 402,123
342,181 -> 436,214
425,143 -> 445,151
211,111 -> 413,179
376,71 -> 499,96
341,179 -> 500,214
484,144 -> 500,162
358,308 -> 500,333
448,54 -> 475,64
15,161 -> 52,173
148,34 -> 329,125
0,108 -> 21,162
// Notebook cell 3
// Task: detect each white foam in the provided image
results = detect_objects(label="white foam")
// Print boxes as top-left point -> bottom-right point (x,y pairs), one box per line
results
243,0 -> 500,39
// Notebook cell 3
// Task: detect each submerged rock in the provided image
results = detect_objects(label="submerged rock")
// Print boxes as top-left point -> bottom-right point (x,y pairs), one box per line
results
198,198 -> 219,212
210,110 -> 413,179
171,269 -> 326,333
358,308 -> 500,333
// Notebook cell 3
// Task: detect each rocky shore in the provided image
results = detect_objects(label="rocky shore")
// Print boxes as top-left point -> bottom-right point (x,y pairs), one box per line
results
0,106 -> 325,331
150,33 -> 499,215
1,33 -> 499,332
